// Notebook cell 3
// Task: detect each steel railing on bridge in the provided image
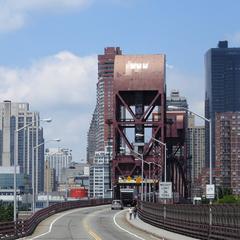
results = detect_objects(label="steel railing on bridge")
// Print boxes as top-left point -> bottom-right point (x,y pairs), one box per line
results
138,201 -> 240,240
0,198 -> 111,240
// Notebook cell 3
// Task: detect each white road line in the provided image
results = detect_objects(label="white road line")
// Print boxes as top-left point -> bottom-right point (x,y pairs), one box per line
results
27,205 -> 107,240
28,208 -> 83,240
113,210 -> 147,240
150,234 -> 164,240
82,209 -> 105,240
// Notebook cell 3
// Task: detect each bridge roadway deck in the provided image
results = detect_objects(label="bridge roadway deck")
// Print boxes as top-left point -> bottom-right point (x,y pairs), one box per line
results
20,205 -> 198,240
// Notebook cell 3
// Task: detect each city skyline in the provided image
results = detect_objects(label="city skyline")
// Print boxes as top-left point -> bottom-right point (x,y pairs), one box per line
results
0,0 -> 240,160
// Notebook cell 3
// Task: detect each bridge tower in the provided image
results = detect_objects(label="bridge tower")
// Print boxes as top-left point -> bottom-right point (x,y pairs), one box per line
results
112,54 -> 166,200
165,110 -> 189,201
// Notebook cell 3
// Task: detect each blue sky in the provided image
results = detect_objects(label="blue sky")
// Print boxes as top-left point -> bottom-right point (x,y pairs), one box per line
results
0,0 -> 240,161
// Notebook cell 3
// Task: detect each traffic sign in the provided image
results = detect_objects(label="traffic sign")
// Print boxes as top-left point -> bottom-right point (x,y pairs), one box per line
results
206,184 -> 215,199
159,182 -> 172,199
136,176 -> 142,184
127,176 -> 132,181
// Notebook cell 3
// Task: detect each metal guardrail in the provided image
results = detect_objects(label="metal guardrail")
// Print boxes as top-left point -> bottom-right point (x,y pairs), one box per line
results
138,201 -> 240,240
0,198 -> 111,240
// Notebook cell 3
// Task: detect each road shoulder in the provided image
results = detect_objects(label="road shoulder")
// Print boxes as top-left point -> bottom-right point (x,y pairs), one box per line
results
125,211 -> 199,240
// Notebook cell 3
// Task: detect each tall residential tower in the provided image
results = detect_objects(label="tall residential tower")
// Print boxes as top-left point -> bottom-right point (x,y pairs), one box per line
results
187,114 -> 205,198
215,112 -> 240,195
87,47 -> 122,164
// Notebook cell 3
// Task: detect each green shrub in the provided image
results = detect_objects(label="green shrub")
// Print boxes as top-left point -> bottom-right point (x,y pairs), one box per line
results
0,201 -> 13,222
217,195 -> 239,204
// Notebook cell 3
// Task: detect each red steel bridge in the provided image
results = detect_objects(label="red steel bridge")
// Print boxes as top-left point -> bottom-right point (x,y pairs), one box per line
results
109,54 -> 189,201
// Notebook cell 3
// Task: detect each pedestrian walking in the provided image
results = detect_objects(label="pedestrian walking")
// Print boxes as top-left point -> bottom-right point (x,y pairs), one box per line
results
133,206 -> 137,219
128,207 -> 133,220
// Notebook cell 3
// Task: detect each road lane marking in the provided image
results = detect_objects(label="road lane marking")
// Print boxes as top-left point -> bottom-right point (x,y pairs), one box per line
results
113,210 -> 147,240
82,209 -> 103,240
89,230 -> 102,240
150,234 -> 164,240
24,206 -> 105,240
26,208 -> 84,240
83,219 -> 102,240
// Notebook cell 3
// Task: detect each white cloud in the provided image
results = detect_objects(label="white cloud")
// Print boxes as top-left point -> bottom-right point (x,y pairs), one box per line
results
0,51 -> 97,161
167,67 -> 205,124
0,0 -> 91,32
43,111 -> 93,160
227,32 -> 240,45
0,52 -> 207,160
0,51 -> 97,107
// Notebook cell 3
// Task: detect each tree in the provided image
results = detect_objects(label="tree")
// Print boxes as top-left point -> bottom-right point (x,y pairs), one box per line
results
0,201 -> 13,222
217,187 -> 232,199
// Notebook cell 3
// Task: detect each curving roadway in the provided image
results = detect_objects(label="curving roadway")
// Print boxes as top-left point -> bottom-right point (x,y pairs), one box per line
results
21,205 -> 162,240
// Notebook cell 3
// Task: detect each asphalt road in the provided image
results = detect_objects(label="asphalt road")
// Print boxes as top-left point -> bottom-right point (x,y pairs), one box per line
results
22,205 -> 161,240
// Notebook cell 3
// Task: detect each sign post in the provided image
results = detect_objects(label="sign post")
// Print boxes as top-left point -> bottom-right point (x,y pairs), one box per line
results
159,182 -> 172,199
206,184 -> 215,199
206,184 -> 215,226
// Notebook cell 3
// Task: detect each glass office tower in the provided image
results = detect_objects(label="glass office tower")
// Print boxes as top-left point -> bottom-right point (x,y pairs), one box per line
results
205,41 -> 240,168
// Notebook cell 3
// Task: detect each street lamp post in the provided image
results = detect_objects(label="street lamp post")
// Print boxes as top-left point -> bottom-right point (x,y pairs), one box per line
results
46,159 -> 49,207
151,161 -> 162,202
13,118 -> 52,222
151,137 -> 168,219
143,161 -> 161,202
132,150 -> 144,201
168,105 -> 213,224
168,106 -> 212,187
148,163 -> 151,201
132,152 -> 161,202
151,161 -> 161,202
133,133 -> 167,202
151,137 -> 167,183
32,138 -> 61,212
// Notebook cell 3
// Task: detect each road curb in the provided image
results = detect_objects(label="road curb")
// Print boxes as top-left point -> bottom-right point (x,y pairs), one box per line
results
124,211 -> 166,240
125,211 -> 199,240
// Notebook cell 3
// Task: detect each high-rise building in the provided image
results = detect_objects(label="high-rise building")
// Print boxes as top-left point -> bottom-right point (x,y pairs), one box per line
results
0,101 -> 44,192
45,148 -> 72,184
167,90 -> 188,158
89,146 -> 111,198
44,160 -> 56,192
215,112 -> 240,195
86,107 -> 97,164
87,47 -> 122,164
187,114 -> 205,198
97,47 -> 122,151
166,89 -> 188,110
166,90 -> 190,196
60,162 -> 89,186
205,41 -> 240,168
